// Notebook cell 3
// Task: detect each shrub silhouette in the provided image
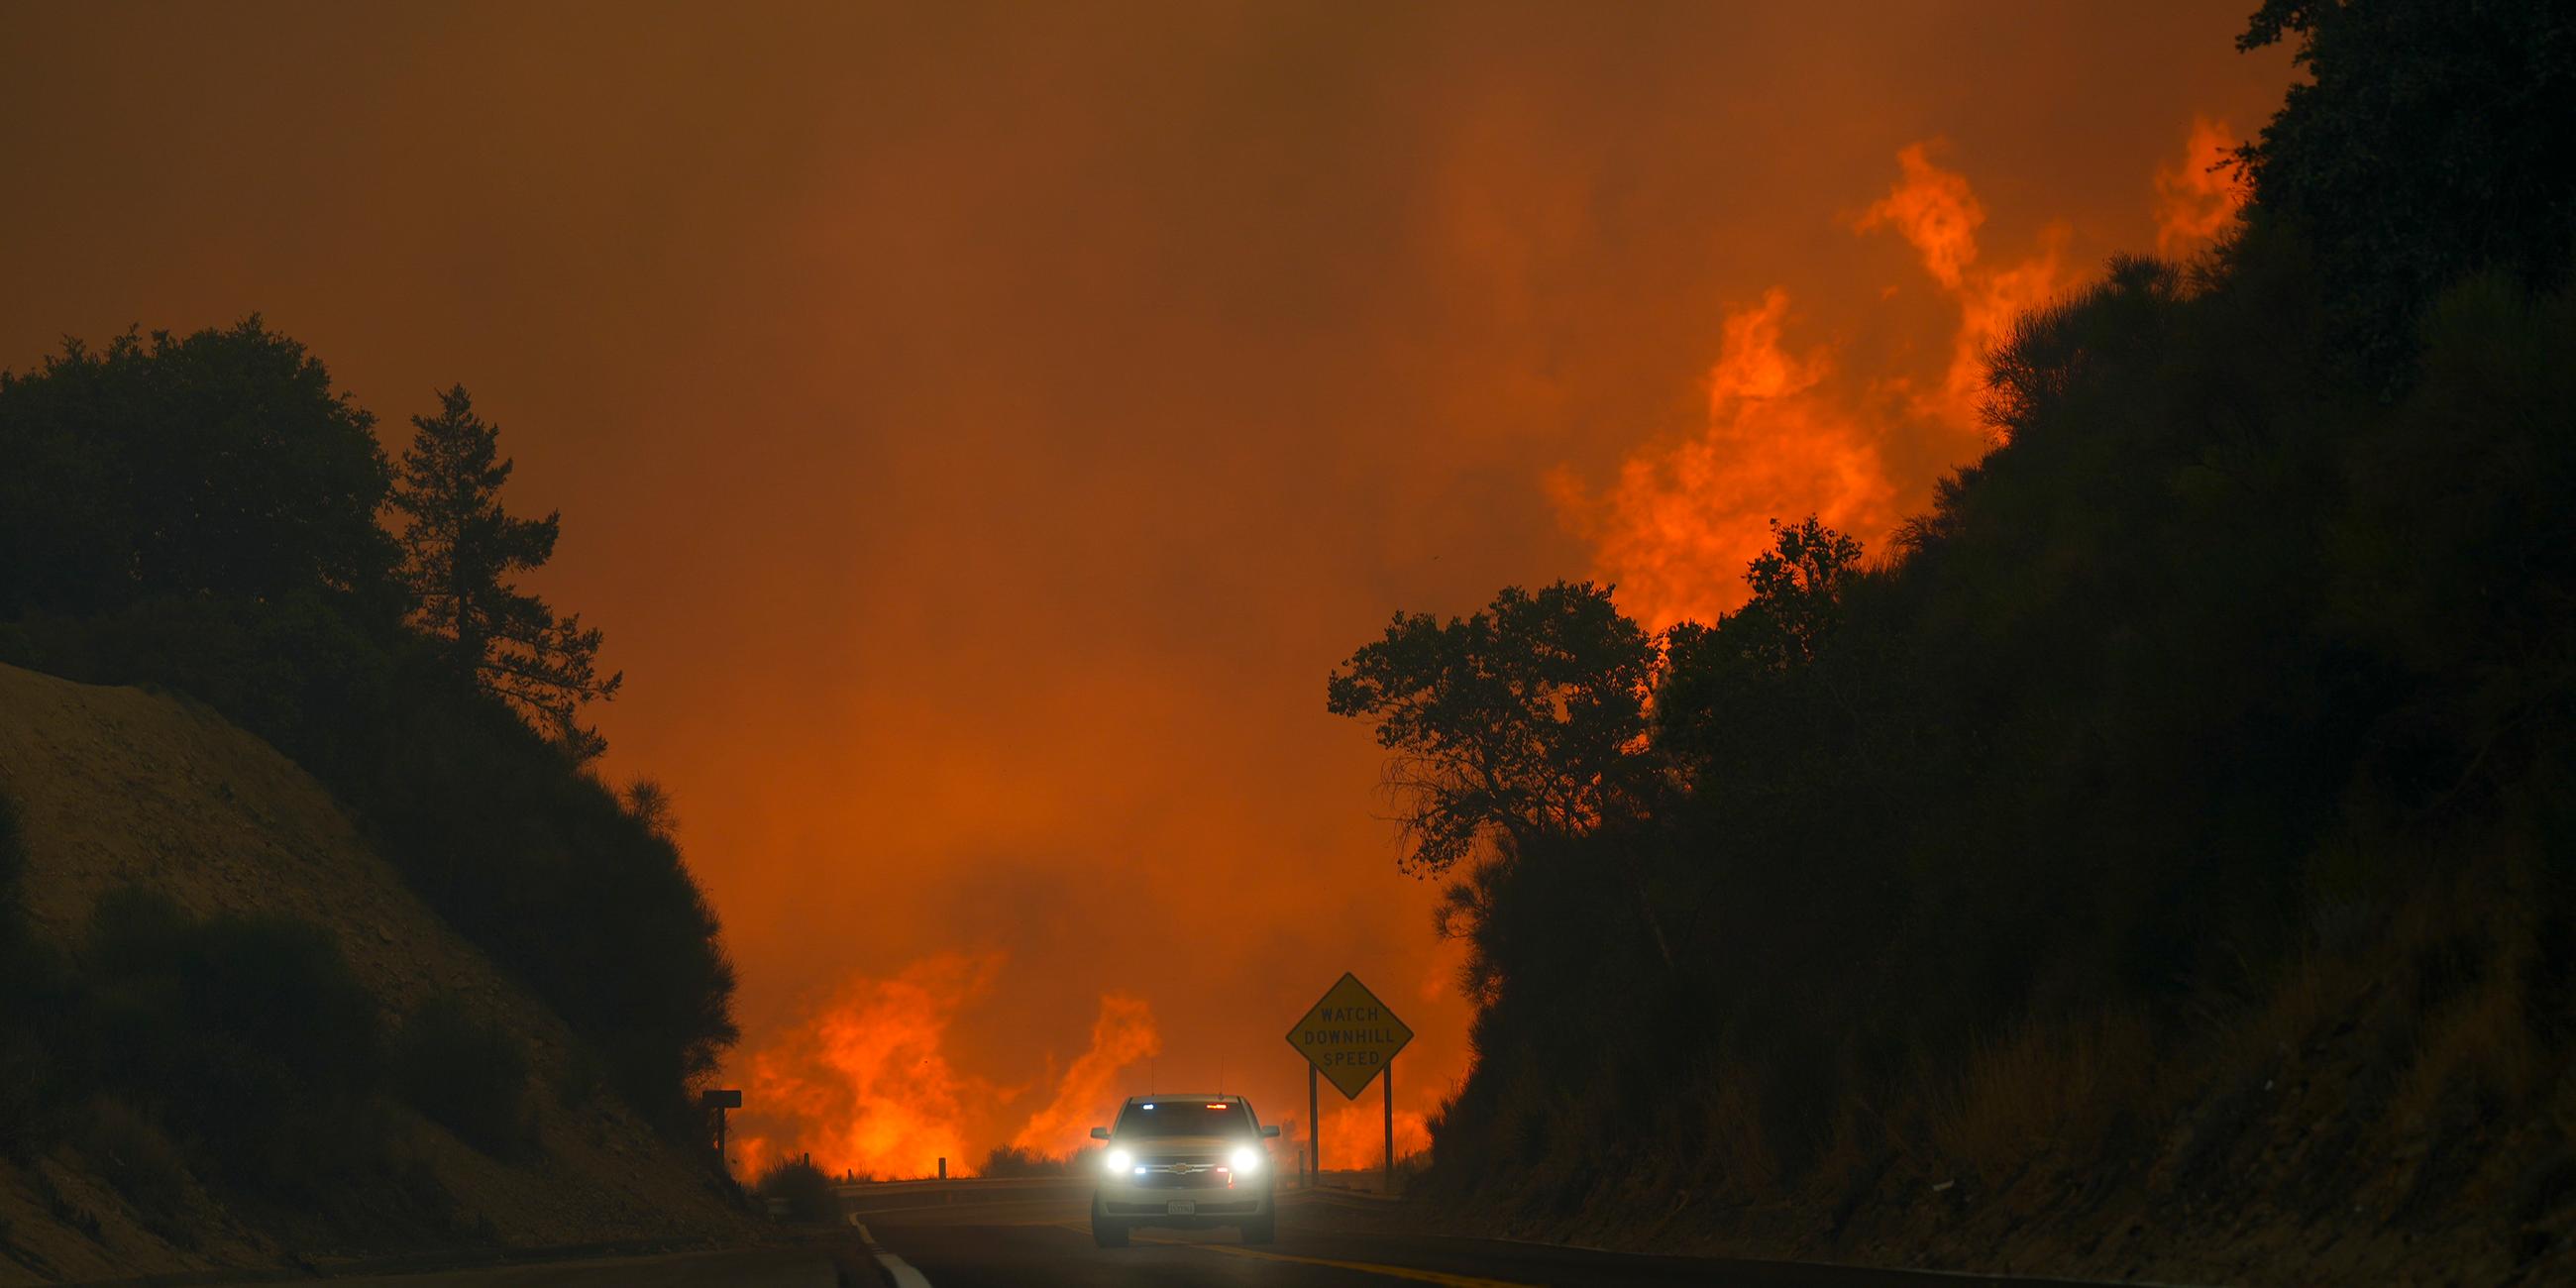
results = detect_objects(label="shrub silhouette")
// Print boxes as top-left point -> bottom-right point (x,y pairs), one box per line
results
391,997 -> 539,1159
980,1144 -> 1077,1177
754,1156 -> 837,1224
82,890 -> 397,1203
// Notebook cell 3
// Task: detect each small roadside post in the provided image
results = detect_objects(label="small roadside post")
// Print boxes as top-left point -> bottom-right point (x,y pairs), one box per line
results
1285,972 -> 1414,1195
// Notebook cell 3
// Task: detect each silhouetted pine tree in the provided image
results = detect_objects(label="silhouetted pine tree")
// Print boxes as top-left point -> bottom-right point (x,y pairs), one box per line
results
390,385 -> 620,760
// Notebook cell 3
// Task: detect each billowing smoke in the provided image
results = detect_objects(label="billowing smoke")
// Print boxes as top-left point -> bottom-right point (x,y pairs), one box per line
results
1010,993 -> 1163,1153
2154,116 -> 2249,257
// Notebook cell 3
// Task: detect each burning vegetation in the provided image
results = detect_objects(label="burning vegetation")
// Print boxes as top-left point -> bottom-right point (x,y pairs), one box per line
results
1335,3 -> 2576,1281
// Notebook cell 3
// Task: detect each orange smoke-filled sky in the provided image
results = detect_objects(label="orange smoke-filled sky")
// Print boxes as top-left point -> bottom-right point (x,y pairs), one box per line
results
0,3 -> 2286,1176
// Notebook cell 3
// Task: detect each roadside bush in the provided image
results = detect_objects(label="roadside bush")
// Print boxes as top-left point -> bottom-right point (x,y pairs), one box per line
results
980,1144 -> 1073,1177
391,996 -> 539,1158
82,889 -> 392,1200
753,1156 -> 836,1224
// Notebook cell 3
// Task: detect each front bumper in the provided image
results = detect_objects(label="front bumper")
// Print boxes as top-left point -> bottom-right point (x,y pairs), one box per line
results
1095,1178 -> 1274,1227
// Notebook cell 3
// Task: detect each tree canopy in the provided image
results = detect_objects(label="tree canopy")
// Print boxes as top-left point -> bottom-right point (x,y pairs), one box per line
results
0,319 -> 396,621
1327,581 -> 1659,877
390,385 -> 621,761
2236,0 -> 2576,373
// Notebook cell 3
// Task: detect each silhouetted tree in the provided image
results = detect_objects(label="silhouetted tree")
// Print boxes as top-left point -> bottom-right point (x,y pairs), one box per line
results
2236,0 -> 2576,374
1735,516 -> 1864,672
1328,582 -> 1659,874
390,385 -> 620,760
1657,517 -> 1865,773
1328,582 -> 1672,965
0,324 -> 734,1140
0,319 -> 397,620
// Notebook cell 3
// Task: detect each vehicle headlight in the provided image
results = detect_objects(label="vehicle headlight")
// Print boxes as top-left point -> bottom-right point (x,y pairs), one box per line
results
1105,1148 -> 1132,1174
1230,1145 -> 1261,1174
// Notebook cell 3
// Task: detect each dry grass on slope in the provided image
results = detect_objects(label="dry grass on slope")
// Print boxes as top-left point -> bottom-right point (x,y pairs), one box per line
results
0,663 -> 757,1284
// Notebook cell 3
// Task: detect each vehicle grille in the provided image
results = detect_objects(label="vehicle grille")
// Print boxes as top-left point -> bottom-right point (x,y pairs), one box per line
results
1128,1156 -> 1236,1189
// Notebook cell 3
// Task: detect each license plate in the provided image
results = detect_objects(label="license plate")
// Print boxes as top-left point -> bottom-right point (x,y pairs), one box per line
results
1166,1201 -> 1196,1216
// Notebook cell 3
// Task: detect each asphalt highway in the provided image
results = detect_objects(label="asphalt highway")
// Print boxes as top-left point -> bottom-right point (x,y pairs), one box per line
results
198,1183 -> 2156,1287
845,1183 -> 2126,1288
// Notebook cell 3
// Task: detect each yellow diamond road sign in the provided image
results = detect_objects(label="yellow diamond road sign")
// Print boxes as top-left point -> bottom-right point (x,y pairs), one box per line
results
1286,972 -> 1413,1100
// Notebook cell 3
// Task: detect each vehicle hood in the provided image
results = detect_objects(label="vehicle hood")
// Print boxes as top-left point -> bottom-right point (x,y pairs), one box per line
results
1110,1132 -> 1256,1155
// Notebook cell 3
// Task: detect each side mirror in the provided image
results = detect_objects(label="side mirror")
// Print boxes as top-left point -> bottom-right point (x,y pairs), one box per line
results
1260,1126 -> 1280,1138
1090,1127 -> 1111,1140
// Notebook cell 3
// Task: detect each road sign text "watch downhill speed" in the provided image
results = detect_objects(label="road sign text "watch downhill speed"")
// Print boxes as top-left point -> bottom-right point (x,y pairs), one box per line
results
1285,972 -> 1413,1099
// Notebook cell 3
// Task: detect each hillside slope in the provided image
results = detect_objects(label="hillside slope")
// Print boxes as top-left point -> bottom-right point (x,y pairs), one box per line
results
1417,913 -> 2576,1287
0,663 -> 758,1284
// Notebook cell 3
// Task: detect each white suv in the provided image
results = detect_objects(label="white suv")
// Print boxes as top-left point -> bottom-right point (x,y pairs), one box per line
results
1088,1094 -> 1280,1246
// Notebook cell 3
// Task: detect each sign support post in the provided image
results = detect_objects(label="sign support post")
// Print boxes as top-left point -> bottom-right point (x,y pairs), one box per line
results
1383,1054 -> 1394,1194
1308,1063 -> 1320,1188
1285,971 -> 1414,1194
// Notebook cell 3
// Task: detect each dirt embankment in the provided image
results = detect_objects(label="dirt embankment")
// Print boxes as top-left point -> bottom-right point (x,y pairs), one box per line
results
1408,926 -> 2576,1288
0,663 -> 763,1284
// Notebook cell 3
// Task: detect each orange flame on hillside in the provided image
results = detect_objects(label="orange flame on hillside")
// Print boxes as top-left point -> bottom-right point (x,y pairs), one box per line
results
728,958 -> 1164,1179
1010,993 -> 1162,1153
734,953 -> 1002,1179
1550,287 -> 1895,630
1857,141 -> 2076,434
1320,1101 -> 1432,1168
2153,116 -> 2248,258
1556,138 -> 2096,628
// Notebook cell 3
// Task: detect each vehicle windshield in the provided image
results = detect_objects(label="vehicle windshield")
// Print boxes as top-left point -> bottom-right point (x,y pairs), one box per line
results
1114,1101 -> 1254,1138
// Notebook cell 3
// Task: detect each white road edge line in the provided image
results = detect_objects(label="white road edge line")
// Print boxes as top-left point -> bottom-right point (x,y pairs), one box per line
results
850,1220 -> 934,1288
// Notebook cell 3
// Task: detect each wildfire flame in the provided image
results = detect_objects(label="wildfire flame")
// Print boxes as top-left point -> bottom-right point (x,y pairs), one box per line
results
1009,993 -> 1162,1153
2153,116 -> 2249,258
728,957 -> 1163,1178
1857,140 -> 2077,435
1319,1101 -> 1432,1168
735,953 -> 1002,1179
1555,135 -> 2110,628
1550,287 -> 1895,631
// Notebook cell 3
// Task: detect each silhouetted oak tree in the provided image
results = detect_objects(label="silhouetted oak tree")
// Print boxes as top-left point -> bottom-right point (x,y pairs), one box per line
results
0,320 -> 396,620
1656,517 -> 1865,777
1329,582 -> 1659,870
1328,582 -> 1672,964
390,386 -> 620,760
